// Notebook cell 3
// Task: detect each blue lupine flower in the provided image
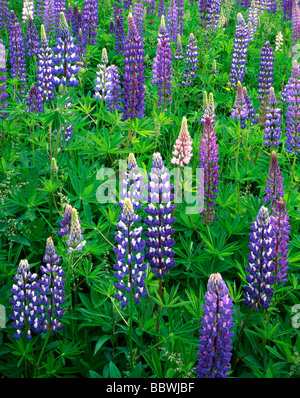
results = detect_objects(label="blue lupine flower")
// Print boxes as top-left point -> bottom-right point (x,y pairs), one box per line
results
113,198 -> 148,307
119,153 -> 144,211
243,206 -> 276,310
263,151 -> 285,211
195,273 -> 235,378
9,260 -> 42,339
39,237 -> 66,334
144,153 -> 176,279
271,199 -> 290,284
229,13 -> 249,88
52,12 -> 80,87
263,87 -> 282,147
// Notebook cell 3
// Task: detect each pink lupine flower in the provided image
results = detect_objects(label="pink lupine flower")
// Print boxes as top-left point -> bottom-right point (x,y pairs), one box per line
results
171,117 -> 193,167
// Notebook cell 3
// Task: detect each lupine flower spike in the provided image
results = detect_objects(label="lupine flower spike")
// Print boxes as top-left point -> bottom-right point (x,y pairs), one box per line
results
119,153 -> 144,211
243,206 -> 276,310
0,40 -> 8,117
167,0 -> 178,42
25,14 -> 39,58
285,60 -> 300,154
39,237 -> 66,334
231,81 -> 249,129
9,14 -> 27,83
82,0 -> 98,46
182,33 -> 199,86
195,273 -> 235,378
200,92 -> 215,124
174,34 -> 183,61
263,87 -> 282,148
144,153 -> 176,278
199,116 -> 220,224
122,13 -> 146,120
271,199 -> 290,284
152,16 -> 173,111
229,13 -> 249,88
66,208 -> 86,253
36,25 -> 55,103
52,12 -> 80,88
257,41 -> 274,122
263,151 -> 284,211
10,260 -> 42,339
113,198 -> 147,307
171,117 -> 193,167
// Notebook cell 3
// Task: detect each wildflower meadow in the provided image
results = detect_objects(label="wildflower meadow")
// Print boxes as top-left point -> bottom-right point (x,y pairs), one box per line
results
1,0 -> 300,381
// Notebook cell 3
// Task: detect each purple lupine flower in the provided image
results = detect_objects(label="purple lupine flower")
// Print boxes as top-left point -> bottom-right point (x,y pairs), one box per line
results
109,17 -> 115,34
54,0 -> 67,28
36,25 -> 56,103
158,0 -> 166,19
263,151 -> 284,210
0,40 -> 8,118
230,81 -> 249,129
114,198 -> 147,307
39,237 -> 66,334
71,3 -> 80,37
26,85 -> 44,113
243,206 -> 276,310
25,14 -> 40,58
199,116 -> 220,224
115,15 -> 125,55
148,0 -> 156,14
181,33 -> 199,86
124,0 -> 133,10
257,41 -> 274,113
263,87 -> 282,147
52,12 -> 80,87
248,1 -> 259,37
237,0 -> 251,7
66,2 -> 72,23
243,86 -> 258,126
119,153 -> 143,212
133,0 -> 144,39
285,60 -> 300,154
57,204 -> 73,236
199,0 -> 221,34
152,17 -> 173,111
195,273 -> 235,378
229,13 -> 249,88
66,208 -> 86,253
167,0 -> 178,42
292,0 -> 300,48
82,0 -> 98,46
174,34 -> 183,60
267,0 -> 277,13
8,17 -> 27,83
271,199 -> 290,284
176,0 -> 184,35
43,0 -> 56,37
200,92 -> 216,124
9,260 -> 42,340
122,13 -> 146,120
283,0 -> 293,20
0,1 -> 9,30
144,153 -> 175,279
77,28 -> 86,66
106,65 -> 122,112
